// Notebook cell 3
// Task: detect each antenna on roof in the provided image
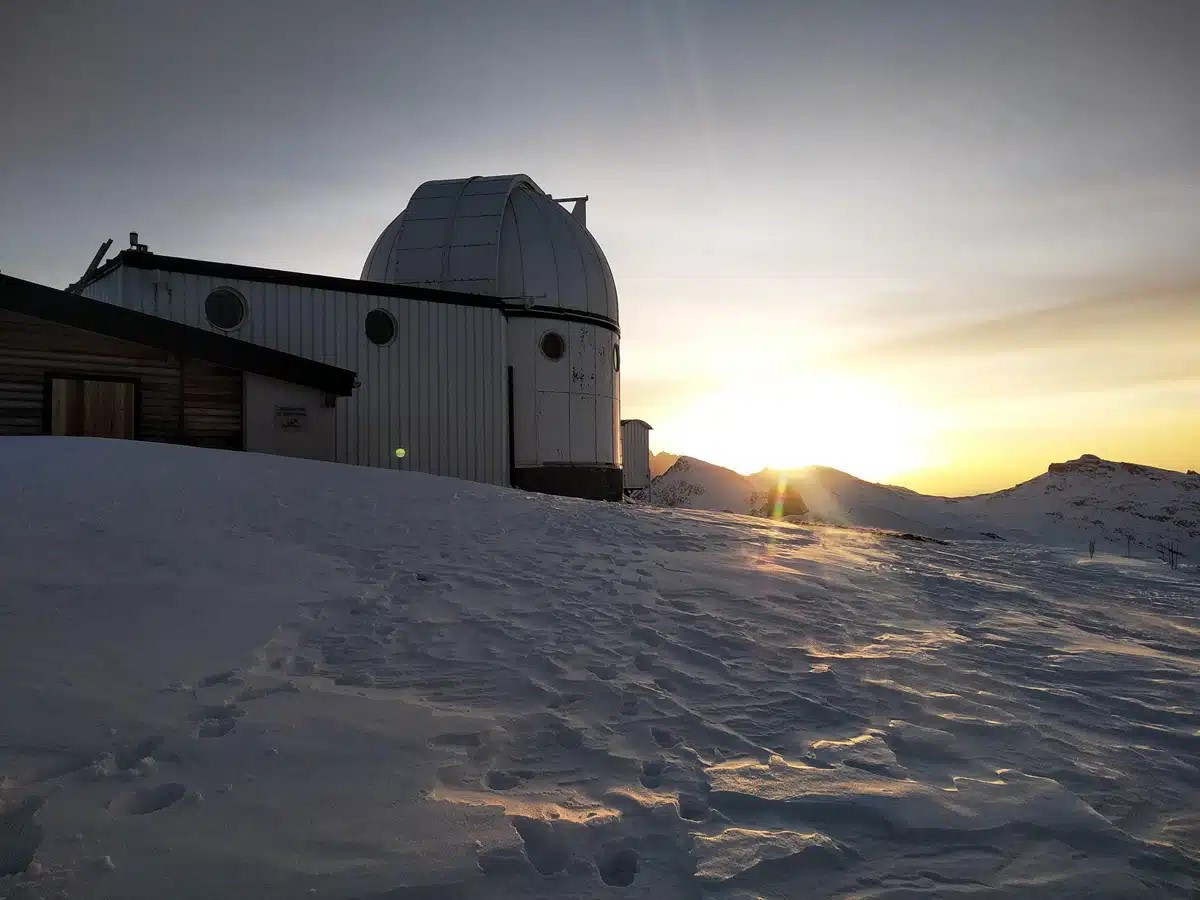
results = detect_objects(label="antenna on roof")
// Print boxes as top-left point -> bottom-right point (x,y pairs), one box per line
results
549,195 -> 588,228
66,237 -> 114,294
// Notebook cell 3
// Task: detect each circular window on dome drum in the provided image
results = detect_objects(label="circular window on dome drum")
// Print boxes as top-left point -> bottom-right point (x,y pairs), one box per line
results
540,331 -> 565,361
204,288 -> 246,330
614,343 -> 621,372
365,309 -> 397,346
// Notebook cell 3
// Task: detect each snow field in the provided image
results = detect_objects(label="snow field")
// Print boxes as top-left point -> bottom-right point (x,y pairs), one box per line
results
1,438 -> 1197,898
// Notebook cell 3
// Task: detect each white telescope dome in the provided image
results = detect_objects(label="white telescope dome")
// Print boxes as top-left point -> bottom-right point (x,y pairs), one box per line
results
361,174 -> 617,321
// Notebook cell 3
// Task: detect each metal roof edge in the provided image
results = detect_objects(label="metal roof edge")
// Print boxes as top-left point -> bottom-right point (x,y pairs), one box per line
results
0,273 -> 357,396
93,250 -> 510,311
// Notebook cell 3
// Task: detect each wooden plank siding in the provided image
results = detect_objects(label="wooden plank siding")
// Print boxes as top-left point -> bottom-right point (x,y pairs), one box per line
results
182,359 -> 242,448
0,309 -> 241,448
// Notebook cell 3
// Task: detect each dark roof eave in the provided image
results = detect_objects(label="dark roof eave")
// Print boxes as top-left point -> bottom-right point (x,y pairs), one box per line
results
79,250 -> 620,333
94,250 -> 509,310
0,274 -> 356,396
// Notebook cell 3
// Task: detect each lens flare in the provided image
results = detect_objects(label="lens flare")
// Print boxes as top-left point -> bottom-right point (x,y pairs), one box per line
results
772,471 -> 789,519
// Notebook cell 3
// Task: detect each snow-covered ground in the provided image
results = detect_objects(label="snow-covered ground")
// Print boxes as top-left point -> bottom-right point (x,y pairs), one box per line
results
2,438 -> 1198,898
644,454 -> 1200,564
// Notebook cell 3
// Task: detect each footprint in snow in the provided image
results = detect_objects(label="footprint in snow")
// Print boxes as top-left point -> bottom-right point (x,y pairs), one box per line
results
0,796 -> 44,876
197,718 -> 236,739
511,816 -> 570,876
484,770 -> 523,791
596,844 -> 639,886
677,791 -> 709,821
107,782 -> 187,816
651,727 -> 680,748
640,759 -> 666,788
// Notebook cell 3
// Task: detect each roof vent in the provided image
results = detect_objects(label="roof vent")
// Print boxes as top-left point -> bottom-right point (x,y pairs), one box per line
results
129,231 -> 149,252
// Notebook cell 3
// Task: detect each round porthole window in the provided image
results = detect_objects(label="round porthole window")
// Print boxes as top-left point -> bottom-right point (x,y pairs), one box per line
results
614,343 -> 621,372
540,331 -> 565,360
204,288 -> 245,330
365,309 -> 397,346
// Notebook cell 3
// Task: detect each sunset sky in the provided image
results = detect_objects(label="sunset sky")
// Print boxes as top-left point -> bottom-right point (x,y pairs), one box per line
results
3,1 -> 1197,495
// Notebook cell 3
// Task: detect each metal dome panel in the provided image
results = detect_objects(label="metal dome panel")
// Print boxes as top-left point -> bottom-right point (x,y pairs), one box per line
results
361,174 -> 618,320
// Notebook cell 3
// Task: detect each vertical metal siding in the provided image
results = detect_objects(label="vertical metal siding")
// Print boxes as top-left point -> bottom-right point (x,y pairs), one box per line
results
446,304 -> 458,477
87,267 -> 508,484
621,421 -> 651,489
507,315 -> 619,469
434,304 -> 444,473
416,299 -> 427,473
494,316 -> 501,479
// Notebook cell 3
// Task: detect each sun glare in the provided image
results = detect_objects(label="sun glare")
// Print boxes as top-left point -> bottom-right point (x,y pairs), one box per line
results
657,372 -> 930,481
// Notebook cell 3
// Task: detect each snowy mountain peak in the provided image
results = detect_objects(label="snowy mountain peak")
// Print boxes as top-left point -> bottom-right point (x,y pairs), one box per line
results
642,456 -> 767,515
641,452 -> 1199,562
1043,453 -> 1197,482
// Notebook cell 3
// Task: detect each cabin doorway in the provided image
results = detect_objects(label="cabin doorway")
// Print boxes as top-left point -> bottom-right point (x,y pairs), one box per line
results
46,375 -> 137,439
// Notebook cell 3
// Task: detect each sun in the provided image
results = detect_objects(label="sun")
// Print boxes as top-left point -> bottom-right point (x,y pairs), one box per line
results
654,371 -> 931,481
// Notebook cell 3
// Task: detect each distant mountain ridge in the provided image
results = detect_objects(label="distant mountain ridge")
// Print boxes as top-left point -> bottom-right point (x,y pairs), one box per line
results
649,451 -> 680,478
640,453 -> 1200,562
642,456 -> 766,514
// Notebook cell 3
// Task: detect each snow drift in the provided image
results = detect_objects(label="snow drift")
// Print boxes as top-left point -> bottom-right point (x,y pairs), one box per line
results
1,438 -> 1198,898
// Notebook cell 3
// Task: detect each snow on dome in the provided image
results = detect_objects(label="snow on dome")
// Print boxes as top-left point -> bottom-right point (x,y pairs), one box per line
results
361,174 -> 617,320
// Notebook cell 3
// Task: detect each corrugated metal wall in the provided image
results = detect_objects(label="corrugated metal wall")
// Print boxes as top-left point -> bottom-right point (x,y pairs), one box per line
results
620,421 -> 652,490
507,316 -> 619,468
82,267 -> 509,484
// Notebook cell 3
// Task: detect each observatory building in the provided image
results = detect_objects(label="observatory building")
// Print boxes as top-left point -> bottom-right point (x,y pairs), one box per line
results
2,174 -> 647,501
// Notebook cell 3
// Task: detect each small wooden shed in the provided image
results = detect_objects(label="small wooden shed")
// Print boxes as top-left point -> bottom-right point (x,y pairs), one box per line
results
0,274 -> 355,460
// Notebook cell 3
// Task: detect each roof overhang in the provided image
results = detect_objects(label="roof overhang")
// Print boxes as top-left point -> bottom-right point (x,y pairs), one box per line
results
80,250 -> 619,334
0,274 -> 357,396
81,250 -> 508,311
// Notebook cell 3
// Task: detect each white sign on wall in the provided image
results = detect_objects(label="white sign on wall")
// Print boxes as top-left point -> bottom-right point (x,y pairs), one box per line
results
275,405 -> 308,432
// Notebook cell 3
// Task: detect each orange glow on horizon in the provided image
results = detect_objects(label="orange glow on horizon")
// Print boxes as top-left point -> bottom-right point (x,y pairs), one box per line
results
651,371 -> 934,485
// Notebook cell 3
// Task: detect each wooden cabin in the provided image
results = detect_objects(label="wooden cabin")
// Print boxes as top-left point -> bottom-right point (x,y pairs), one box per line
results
0,274 -> 355,460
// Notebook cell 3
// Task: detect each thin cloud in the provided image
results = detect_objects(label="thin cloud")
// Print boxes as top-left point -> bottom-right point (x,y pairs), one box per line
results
843,276 -> 1200,366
